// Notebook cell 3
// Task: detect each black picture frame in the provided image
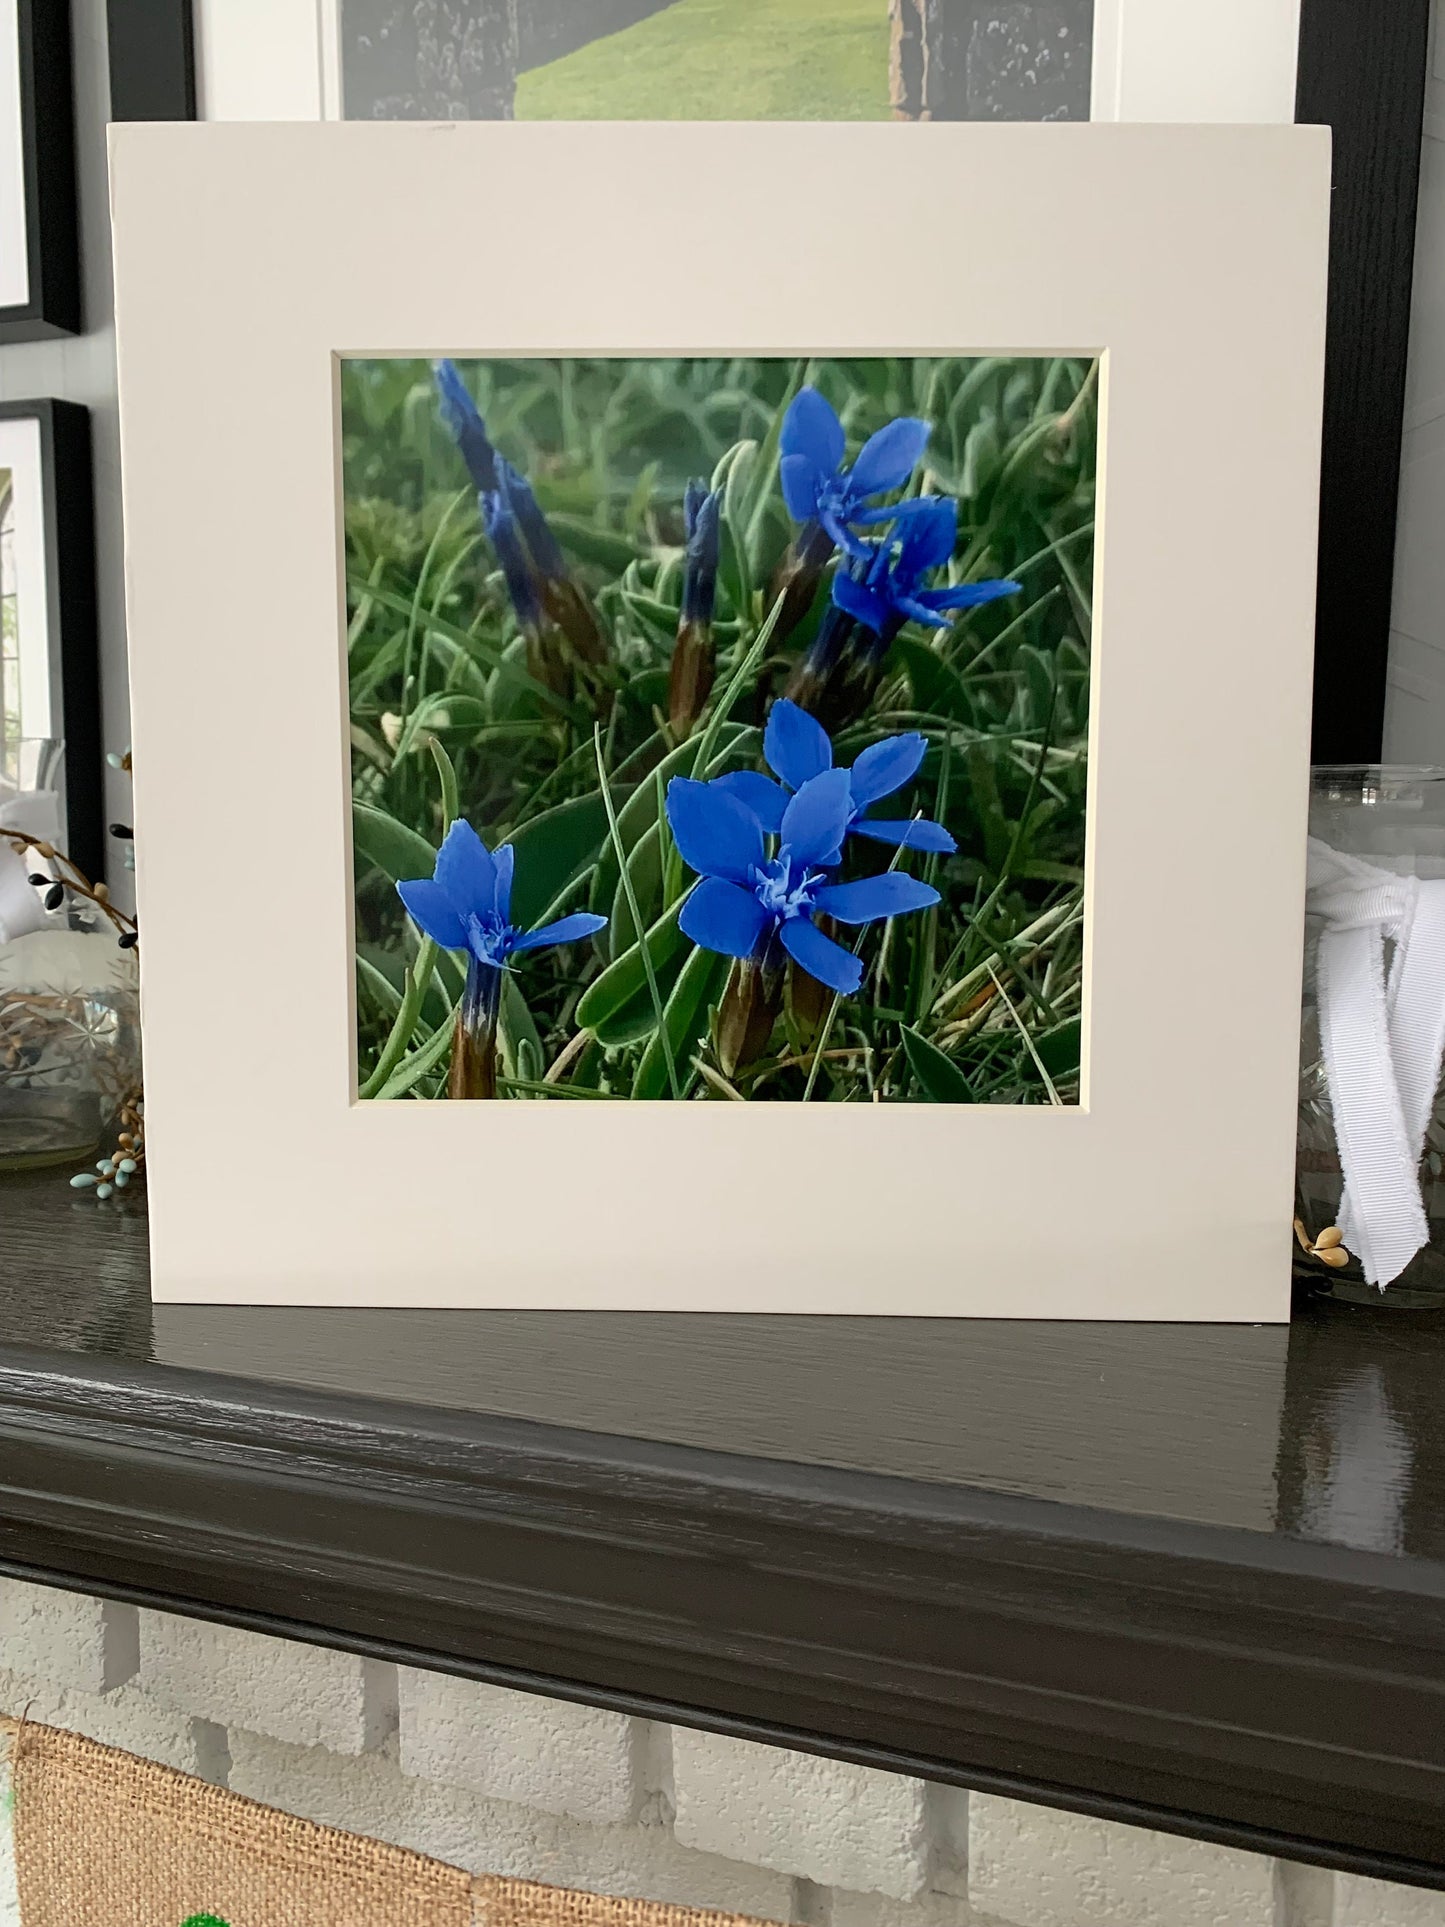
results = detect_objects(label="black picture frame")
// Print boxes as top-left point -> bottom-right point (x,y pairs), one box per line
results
104,0 -> 195,122
0,398 -> 102,879
1296,0 -> 1432,765
0,0 -> 81,343
62,0 -> 1435,768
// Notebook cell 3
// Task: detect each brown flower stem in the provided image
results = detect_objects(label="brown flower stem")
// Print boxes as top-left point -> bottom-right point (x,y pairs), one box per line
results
716,948 -> 784,1077
1,831 -> 136,937
667,620 -> 716,737
449,959 -> 501,1101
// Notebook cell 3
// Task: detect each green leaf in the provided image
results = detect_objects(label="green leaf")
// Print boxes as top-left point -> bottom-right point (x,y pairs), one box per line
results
507,791 -> 610,929
575,902 -> 689,1045
633,943 -> 727,1099
719,439 -> 757,616
372,1005 -> 456,1099
499,975 -> 545,1085
744,359 -> 807,563
901,1025 -> 974,1103
1016,644 -> 1057,731
548,513 -> 645,574
589,728 -> 748,940
353,802 -> 436,883
350,578 -> 581,720
392,695 -> 490,757
356,952 -> 403,1021
1035,1016 -> 1082,1079
611,820 -> 663,955
891,634 -> 976,724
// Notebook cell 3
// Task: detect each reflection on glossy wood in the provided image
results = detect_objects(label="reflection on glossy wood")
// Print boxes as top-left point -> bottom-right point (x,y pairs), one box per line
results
7,1165 -> 1445,1881
5,1164 -> 1445,1555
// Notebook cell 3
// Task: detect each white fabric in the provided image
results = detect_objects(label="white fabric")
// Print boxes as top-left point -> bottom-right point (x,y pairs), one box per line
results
0,787 -> 62,844
0,839 -> 46,945
1307,836 -> 1445,1287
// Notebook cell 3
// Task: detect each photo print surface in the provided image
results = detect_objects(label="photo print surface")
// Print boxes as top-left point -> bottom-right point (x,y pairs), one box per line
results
345,356 -> 1096,1104
337,0 -> 1095,124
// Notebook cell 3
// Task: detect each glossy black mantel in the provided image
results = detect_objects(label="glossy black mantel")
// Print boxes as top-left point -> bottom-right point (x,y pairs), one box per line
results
2,1169 -> 1444,1892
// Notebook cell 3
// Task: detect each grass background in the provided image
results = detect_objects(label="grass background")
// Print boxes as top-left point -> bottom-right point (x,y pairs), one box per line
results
516,0 -> 892,121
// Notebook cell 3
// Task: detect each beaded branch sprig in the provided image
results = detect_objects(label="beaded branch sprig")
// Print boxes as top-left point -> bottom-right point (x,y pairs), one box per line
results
2,776 -> 144,1202
69,1095 -> 144,1200
1,829 -> 137,948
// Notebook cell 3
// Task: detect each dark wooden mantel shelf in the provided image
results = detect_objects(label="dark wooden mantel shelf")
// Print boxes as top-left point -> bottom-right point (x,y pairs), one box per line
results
2,1169 -> 1445,1890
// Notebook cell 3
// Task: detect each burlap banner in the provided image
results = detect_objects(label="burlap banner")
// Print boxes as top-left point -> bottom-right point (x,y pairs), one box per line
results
1,1719 -> 780,1927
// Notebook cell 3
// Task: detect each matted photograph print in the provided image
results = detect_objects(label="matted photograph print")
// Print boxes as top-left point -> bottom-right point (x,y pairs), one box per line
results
346,355 -> 1096,1106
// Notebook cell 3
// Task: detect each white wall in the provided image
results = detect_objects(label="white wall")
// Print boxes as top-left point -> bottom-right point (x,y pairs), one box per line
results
1386,0 -> 1445,765
0,0 -> 131,904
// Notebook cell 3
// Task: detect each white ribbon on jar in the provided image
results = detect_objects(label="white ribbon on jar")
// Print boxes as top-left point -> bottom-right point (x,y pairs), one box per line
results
1307,836 -> 1445,1287
0,838 -> 47,945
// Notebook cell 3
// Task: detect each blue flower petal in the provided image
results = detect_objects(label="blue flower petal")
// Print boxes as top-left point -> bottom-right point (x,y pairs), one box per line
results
854,495 -> 950,528
813,873 -> 941,924
821,506 -> 869,557
780,453 -> 823,523
893,592 -> 954,630
852,817 -> 958,855
500,460 -> 567,582
434,818 -> 498,918
780,915 -> 863,995
832,569 -> 892,635
848,731 -> 927,806
482,491 -> 545,632
713,770 -> 789,834
848,416 -> 930,500
897,497 -> 959,576
512,911 -> 607,954
680,876 -> 769,959
924,578 -> 1023,611
434,360 -> 498,492
780,767 -> 854,869
764,698 -> 833,791
666,777 -> 766,885
396,877 -> 468,951
492,842 -> 515,920
780,387 -> 846,476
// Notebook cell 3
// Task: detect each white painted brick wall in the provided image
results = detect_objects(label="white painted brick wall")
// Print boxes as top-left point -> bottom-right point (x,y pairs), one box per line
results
0,1578 -> 136,1697
1334,1875 -> 1445,1927
227,1727 -> 794,1918
398,1668 -> 640,1825
672,1730 -> 928,1902
0,1666 -> 218,1778
6,1578 -> 1445,1927
968,1795 -> 1277,1927
138,1609 -> 394,1754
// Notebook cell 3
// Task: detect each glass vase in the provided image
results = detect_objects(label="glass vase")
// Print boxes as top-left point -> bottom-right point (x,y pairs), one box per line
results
0,915 -> 141,1172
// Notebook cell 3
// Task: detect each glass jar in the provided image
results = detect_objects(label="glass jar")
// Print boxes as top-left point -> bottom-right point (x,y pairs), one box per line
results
0,918 -> 141,1172
1297,767 -> 1445,1305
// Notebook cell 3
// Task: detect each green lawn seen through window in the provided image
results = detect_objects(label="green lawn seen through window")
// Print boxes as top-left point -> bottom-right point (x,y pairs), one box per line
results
516,0 -> 893,122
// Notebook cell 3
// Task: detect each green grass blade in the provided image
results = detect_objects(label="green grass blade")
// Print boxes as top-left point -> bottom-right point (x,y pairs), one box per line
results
594,725 -> 682,1100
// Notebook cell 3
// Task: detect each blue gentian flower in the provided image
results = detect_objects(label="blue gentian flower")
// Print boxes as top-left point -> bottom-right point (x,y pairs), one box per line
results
434,360 -> 499,493
481,489 -> 544,637
666,768 -> 939,997
833,497 -> 1021,637
715,700 -> 956,857
779,387 -> 934,560
669,482 -> 723,735
681,480 -> 722,626
499,458 -> 569,587
398,819 -> 605,1098
399,819 -> 606,971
